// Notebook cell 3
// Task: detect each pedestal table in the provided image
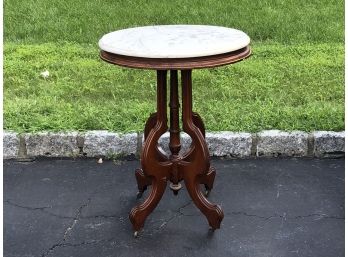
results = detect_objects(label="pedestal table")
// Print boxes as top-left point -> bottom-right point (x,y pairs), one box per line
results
98,25 -> 251,236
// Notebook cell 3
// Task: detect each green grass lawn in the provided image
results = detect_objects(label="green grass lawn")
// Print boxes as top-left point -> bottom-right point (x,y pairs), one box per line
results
4,0 -> 344,133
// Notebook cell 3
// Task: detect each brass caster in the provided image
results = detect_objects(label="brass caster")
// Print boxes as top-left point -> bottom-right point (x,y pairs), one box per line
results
134,231 -> 139,238
136,191 -> 143,199
169,182 -> 182,195
204,189 -> 211,197
209,227 -> 216,232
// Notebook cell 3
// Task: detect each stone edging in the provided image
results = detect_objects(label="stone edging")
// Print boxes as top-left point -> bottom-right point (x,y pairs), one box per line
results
3,130 -> 345,159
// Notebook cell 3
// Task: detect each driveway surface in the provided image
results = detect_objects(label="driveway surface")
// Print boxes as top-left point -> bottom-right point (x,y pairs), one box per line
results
4,158 -> 344,257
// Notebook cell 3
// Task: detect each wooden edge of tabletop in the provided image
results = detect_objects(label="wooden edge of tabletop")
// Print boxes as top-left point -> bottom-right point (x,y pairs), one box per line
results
99,46 -> 251,70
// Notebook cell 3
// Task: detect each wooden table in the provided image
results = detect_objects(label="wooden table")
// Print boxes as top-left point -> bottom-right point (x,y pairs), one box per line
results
99,25 -> 251,237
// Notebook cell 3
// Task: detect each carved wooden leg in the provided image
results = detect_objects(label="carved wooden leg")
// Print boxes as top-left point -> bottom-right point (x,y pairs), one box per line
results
181,112 -> 205,160
144,112 -> 157,140
180,69 -> 224,230
135,109 -> 169,199
135,168 -> 152,198
192,112 -> 206,138
130,69 -> 224,234
200,167 -> 216,197
135,112 -> 157,198
129,70 -> 171,235
184,173 -> 224,229
191,111 -> 212,196
144,112 -> 169,162
130,176 -> 167,232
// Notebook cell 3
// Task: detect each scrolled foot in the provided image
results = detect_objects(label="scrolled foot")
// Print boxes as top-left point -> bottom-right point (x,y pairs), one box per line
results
184,174 -> 224,230
129,177 -> 167,232
207,204 -> 224,230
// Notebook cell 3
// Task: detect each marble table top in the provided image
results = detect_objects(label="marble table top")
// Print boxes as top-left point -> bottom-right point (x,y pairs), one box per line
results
99,25 -> 250,58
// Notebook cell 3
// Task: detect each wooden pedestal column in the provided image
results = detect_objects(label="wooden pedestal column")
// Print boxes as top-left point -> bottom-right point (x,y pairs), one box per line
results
129,70 -> 224,236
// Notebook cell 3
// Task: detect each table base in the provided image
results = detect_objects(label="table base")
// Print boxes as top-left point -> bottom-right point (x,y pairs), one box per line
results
129,70 -> 224,236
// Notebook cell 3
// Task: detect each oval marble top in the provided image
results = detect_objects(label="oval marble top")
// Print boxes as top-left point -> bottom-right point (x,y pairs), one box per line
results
99,25 -> 250,58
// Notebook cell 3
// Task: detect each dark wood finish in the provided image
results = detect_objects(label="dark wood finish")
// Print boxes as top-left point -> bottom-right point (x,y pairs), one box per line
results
192,112 -> 206,137
180,70 -> 224,229
100,43 -> 251,235
129,69 -> 224,233
168,70 -> 182,195
134,168 -> 151,199
129,70 -> 170,232
100,46 -> 251,70
144,112 -> 157,140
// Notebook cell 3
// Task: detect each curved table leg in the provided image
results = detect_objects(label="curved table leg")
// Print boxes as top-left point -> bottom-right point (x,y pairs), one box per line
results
182,152 -> 217,197
144,112 -> 157,140
199,166 -> 216,197
130,176 -> 167,232
135,110 -> 168,198
180,112 -> 205,162
180,70 -> 224,230
182,94 -> 215,197
183,172 -> 224,229
192,112 -> 206,138
144,112 -> 168,162
129,70 -> 172,234
135,168 -> 152,198
135,112 -> 157,198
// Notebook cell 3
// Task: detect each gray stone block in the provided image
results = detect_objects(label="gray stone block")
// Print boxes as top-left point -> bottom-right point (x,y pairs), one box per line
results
206,132 -> 252,157
24,132 -> 80,157
141,132 -> 192,156
83,131 -> 137,157
157,132 -> 192,156
3,131 -> 20,159
313,131 -> 345,157
6,130 -> 343,159
142,131 -> 252,157
256,130 -> 308,157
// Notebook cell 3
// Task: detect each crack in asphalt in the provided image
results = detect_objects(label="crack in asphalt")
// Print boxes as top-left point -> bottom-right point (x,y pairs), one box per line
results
4,199 -> 51,210
80,214 -> 120,219
5,198 -> 344,223
5,198 -> 344,255
37,238 -> 117,255
4,180 -> 117,221
4,199 -> 74,219
224,211 -> 344,221
45,238 -> 117,248
156,200 -> 193,231
225,211 -> 277,220
292,213 -> 344,220
63,199 -> 91,240
5,195 -> 344,254
41,197 -> 92,257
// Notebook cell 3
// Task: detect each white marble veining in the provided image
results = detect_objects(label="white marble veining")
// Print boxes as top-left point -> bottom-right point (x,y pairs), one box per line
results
99,25 -> 250,58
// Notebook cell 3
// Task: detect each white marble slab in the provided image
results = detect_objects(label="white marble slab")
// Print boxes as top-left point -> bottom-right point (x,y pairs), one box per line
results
99,25 -> 250,58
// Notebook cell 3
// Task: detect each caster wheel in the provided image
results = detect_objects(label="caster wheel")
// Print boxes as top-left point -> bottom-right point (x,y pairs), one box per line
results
209,227 -> 216,232
136,191 -> 143,199
204,190 -> 211,197
134,231 -> 139,238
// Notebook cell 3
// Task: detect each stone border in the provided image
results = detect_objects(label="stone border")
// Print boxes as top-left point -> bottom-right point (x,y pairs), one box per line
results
3,130 -> 345,159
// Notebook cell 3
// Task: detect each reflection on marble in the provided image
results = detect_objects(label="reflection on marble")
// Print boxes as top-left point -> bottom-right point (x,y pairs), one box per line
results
99,25 -> 250,58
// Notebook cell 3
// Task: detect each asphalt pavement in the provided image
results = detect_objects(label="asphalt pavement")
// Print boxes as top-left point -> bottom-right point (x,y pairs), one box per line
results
4,157 -> 344,257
